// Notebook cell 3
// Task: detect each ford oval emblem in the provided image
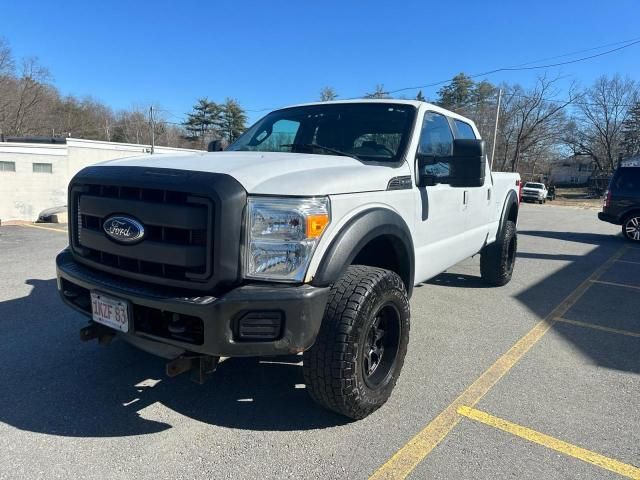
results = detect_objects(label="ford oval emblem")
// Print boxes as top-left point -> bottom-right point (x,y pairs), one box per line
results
103,215 -> 145,244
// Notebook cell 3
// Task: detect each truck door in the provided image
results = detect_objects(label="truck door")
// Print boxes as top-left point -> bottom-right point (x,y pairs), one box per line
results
452,119 -> 490,249
412,111 -> 473,282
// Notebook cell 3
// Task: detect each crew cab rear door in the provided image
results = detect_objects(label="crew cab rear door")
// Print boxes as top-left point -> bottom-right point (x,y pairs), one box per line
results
452,118 -> 491,247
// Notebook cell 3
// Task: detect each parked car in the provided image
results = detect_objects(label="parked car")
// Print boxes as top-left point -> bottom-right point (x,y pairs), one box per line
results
56,100 -> 521,419
37,205 -> 68,223
598,159 -> 640,242
521,182 -> 548,204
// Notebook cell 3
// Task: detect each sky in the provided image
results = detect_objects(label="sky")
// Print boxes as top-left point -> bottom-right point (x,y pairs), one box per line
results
2,0 -> 639,124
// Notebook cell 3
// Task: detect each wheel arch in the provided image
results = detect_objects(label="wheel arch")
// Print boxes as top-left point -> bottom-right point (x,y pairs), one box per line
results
621,208 -> 640,223
497,190 -> 520,239
311,208 -> 415,297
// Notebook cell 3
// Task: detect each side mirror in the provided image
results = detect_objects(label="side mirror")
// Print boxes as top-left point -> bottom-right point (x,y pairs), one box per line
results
417,139 -> 486,188
207,139 -> 225,152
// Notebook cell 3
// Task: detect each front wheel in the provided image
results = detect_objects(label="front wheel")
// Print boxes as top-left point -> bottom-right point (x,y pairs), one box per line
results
303,266 -> 410,419
480,220 -> 517,286
623,214 -> 640,242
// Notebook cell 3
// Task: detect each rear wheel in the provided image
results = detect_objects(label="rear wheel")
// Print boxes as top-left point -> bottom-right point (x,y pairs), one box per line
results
303,266 -> 410,419
623,214 -> 640,242
480,220 -> 517,286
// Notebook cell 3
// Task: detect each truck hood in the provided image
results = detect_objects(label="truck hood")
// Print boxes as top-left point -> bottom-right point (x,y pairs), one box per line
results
96,151 -> 405,195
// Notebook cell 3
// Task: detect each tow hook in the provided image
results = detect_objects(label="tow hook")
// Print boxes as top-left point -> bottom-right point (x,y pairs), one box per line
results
166,355 -> 219,385
79,323 -> 115,345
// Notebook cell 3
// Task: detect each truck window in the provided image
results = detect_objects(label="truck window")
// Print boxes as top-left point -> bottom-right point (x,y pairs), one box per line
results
614,168 -> 640,192
229,103 -> 416,162
418,112 -> 454,179
251,119 -> 301,152
418,112 -> 453,157
454,120 -> 476,139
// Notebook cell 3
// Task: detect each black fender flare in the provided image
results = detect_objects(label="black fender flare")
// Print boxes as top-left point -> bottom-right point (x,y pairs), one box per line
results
311,208 -> 415,296
497,190 -> 519,240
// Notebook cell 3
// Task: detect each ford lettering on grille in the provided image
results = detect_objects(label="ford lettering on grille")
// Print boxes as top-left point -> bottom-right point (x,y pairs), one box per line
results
103,216 -> 145,243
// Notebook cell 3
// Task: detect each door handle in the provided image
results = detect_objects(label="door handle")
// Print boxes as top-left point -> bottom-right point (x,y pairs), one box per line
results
463,190 -> 469,205
487,188 -> 492,201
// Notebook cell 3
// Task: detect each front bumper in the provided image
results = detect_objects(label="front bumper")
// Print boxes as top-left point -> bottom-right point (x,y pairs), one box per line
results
56,250 -> 329,357
521,193 -> 544,201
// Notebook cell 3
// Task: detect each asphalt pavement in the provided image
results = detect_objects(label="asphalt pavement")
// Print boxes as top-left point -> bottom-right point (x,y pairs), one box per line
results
0,204 -> 638,480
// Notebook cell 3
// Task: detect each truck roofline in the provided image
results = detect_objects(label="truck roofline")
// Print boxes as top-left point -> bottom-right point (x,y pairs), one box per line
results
273,99 -> 478,132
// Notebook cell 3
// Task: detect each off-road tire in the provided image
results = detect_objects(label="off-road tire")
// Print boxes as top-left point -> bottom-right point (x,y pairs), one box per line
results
622,213 -> 640,242
480,220 -> 517,286
303,265 -> 410,419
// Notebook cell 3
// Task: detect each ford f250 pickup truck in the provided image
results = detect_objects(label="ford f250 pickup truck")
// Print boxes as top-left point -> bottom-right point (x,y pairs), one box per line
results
56,100 -> 521,419
521,182 -> 548,204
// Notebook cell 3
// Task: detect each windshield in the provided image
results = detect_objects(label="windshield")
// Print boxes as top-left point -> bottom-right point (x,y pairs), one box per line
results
228,103 -> 417,163
524,183 -> 544,189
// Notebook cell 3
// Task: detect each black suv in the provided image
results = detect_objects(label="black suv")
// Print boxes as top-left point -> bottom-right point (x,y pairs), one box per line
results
598,161 -> 640,242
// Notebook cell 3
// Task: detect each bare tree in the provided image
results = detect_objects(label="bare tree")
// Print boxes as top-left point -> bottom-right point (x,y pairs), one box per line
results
364,84 -> 389,99
8,57 -> 53,136
565,75 -> 639,172
496,75 -> 575,172
319,86 -> 338,101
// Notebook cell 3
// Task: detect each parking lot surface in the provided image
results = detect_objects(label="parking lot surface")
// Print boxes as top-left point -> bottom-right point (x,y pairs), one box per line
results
0,204 -> 638,480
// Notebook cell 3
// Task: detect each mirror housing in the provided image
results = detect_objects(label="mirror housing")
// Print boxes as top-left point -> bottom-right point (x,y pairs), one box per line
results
416,139 -> 486,188
207,139 -> 225,152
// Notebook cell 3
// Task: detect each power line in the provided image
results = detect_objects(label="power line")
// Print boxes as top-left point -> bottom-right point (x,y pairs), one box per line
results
504,36 -> 640,68
379,38 -> 640,96
158,36 -> 640,122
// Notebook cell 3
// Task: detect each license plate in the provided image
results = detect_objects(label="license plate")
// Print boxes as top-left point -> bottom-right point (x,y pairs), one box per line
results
90,292 -> 130,332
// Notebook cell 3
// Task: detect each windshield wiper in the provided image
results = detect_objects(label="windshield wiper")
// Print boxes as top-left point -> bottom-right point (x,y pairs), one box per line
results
280,143 -> 360,160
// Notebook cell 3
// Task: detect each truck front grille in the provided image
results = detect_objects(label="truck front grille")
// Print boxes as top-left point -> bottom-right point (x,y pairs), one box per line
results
75,184 -> 212,281
68,166 -> 247,292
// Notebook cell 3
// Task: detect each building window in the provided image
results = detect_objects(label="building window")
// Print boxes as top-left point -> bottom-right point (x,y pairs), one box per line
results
33,163 -> 53,173
0,161 -> 16,172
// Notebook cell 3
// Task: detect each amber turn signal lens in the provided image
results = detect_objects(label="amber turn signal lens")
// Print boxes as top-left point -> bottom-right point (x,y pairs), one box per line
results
306,214 -> 329,238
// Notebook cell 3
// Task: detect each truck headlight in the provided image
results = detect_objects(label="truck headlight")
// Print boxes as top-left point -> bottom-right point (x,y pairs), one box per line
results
245,197 -> 330,282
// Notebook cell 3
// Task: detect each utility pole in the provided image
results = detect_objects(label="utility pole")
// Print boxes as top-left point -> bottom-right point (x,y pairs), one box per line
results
490,88 -> 502,170
149,106 -> 155,154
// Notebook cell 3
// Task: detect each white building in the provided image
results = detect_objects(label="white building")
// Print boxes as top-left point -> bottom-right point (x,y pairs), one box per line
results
0,138 -> 199,222
549,156 -> 597,186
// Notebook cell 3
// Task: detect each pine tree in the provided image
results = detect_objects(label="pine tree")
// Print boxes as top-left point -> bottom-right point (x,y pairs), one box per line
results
415,90 -> 426,102
220,98 -> 247,143
436,73 -> 474,109
621,101 -> 640,157
183,98 -> 221,148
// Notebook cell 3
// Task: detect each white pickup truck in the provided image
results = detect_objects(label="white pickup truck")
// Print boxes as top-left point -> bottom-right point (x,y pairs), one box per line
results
56,100 -> 521,419
521,182 -> 548,204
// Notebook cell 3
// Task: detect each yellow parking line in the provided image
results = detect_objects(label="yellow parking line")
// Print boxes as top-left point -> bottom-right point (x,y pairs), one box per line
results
458,406 -> 640,479
556,317 -> 640,338
591,280 -> 640,291
18,223 -> 67,234
369,244 -> 628,480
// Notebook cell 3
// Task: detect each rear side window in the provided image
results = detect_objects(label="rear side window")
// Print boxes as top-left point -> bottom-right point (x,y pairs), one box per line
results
454,120 -> 476,139
614,168 -> 640,192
